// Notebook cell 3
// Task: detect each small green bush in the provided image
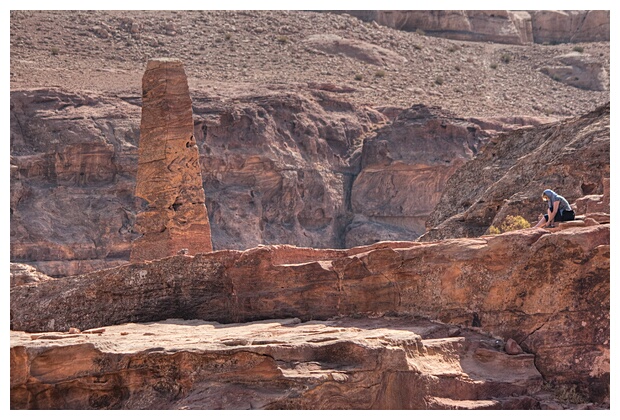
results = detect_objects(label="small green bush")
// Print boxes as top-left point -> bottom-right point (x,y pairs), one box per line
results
374,70 -> 386,78
51,47 -> 59,55
277,35 -> 289,44
553,384 -> 588,405
490,63 -> 498,70
488,215 -> 531,234
572,45 -> 584,53
415,28 -> 426,36
501,53 -> 511,64
354,73 -> 364,81
434,75 -> 444,85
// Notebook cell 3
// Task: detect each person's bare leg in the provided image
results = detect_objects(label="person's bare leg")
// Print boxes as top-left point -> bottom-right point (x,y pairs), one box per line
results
533,215 -> 547,228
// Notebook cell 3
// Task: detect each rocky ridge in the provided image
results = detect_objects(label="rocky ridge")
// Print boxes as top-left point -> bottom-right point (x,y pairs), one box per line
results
11,221 -> 610,406
422,102 -> 609,241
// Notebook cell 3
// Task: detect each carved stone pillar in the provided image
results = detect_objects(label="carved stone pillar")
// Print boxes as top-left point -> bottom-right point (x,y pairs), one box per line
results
130,58 -> 212,262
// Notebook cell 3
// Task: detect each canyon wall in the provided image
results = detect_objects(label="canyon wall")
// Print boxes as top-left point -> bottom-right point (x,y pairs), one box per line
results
11,88 -> 508,276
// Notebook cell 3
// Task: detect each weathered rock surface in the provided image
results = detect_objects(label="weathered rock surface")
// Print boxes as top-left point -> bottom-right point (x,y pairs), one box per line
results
10,316 -> 547,410
195,91 -> 386,251
130,58 -> 212,262
11,224 -> 610,402
10,263 -> 53,287
529,10 -> 610,44
345,10 -> 609,44
343,11 -> 534,45
304,34 -> 407,67
540,53 -> 609,91
421,102 -> 609,241
10,89 -> 141,277
347,105 -> 490,246
9,10 -> 610,276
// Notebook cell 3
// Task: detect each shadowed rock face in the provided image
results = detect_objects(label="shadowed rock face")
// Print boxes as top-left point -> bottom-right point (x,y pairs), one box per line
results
347,105 -> 489,246
10,89 -> 141,277
130,59 -> 213,262
10,224 -> 610,403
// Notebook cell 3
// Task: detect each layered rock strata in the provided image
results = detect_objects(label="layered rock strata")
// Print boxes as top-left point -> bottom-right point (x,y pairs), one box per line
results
421,102 -> 609,241
347,105 -> 489,247
10,89 -> 141,277
130,58 -> 212,262
8,87 -> 606,277
11,224 -> 610,402
343,10 -> 609,44
529,10 -> 610,44
10,316 -> 545,409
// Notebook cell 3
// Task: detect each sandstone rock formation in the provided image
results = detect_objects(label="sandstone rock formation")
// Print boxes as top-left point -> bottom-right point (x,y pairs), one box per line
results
10,89 -> 141,277
344,10 -> 609,44
530,10 -> 610,44
540,52 -> 609,91
130,58 -> 212,262
11,316 -> 548,409
304,34 -> 407,67
343,11 -> 533,45
11,224 -> 610,403
9,10 -> 610,277
195,91 -> 386,250
346,105 -> 490,247
421,102 -> 609,241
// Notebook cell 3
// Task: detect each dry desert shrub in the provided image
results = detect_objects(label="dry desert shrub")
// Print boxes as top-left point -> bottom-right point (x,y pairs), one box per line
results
488,215 -> 531,234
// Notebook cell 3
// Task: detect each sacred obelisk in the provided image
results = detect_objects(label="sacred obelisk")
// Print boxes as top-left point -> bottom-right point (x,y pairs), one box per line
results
130,58 -> 213,262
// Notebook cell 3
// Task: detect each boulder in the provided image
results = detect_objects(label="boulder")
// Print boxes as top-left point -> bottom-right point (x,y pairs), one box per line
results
540,53 -> 609,91
530,10 -> 610,44
505,338 -> 523,355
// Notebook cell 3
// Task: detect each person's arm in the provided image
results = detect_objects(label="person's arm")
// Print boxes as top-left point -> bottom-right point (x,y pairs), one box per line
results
547,200 -> 560,226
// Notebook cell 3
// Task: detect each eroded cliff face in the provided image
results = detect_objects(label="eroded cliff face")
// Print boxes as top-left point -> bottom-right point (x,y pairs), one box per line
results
10,89 -> 141,277
12,87 -> 526,276
347,105 -> 489,246
344,10 -> 610,45
11,222 -> 610,404
194,90 -> 385,250
421,102 -> 609,241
